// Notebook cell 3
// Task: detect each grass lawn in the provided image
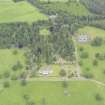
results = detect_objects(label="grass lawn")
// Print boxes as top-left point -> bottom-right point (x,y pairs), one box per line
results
76,26 -> 105,82
0,81 -> 105,105
0,49 -> 26,78
0,0 -> 47,23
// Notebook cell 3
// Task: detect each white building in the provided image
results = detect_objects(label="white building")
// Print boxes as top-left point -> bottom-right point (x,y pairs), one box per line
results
49,14 -> 58,19
39,66 -> 53,76
77,34 -> 90,43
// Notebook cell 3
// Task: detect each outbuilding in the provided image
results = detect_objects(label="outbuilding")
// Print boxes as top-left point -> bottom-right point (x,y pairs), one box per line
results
77,34 -> 90,43
39,66 -> 53,76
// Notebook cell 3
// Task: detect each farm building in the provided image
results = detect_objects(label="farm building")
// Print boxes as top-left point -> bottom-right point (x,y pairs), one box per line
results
39,66 -> 53,75
77,34 -> 90,43
48,14 -> 58,19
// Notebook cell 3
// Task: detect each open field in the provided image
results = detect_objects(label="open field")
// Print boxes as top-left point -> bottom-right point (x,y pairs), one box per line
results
0,81 -> 105,105
38,0 -> 91,16
0,49 -> 26,78
0,1 -> 105,105
0,0 -> 47,23
76,26 -> 105,82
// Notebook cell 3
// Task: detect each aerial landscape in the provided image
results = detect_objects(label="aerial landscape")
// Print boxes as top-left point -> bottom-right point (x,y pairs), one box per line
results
0,0 -> 105,105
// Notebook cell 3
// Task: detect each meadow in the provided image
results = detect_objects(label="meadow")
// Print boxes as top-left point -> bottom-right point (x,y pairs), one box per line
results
0,0 -> 48,23
0,1 -> 105,105
39,0 -> 91,16
0,49 -> 26,78
0,81 -> 105,105
76,26 -> 105,82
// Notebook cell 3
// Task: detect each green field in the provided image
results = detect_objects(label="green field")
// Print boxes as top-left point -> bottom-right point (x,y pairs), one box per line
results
0,81 -> 105,105
76,26 -> 105,82
0,0 -> 47,23
0,1 -> 105,105
0,49 -> 26,78
39,1 -> 91,16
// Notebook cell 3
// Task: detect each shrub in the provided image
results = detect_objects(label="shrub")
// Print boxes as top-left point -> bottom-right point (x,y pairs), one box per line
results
20,72 -> 27,79
20,79 -> 27,86
3,71 -> 10,78
23,94 -> 30,100
91,37 -> 103,47
86,67 -> 90,71
95,53 -> 100,58
95,93 -> 103,101
12,61 -> 23,71
83,73 -> 94,78
79,47 -> 84,52
3,81 -> 10,88
59,69 -> 66,77
12,50 -> 18,55
93,59 -> 98,66
80,52 -> 89,59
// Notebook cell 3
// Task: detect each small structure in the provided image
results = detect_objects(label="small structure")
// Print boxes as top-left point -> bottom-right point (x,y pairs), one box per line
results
39,66 -> 53,76
77,34 -> 90,43
49,14 -> 58,20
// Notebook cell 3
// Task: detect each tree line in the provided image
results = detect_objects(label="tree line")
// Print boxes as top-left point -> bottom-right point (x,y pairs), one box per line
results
0,20 -> 75,67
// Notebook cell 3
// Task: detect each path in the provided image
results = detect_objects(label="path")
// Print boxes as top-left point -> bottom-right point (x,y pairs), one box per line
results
72,37 -> 81,78
25,77 -> 105,87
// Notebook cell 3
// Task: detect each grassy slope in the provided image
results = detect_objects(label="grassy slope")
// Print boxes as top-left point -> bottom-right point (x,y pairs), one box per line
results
76,26 -> 105,82
0,81 -> 105,105
0,0 -> 47,23
0,49 -> 26,76
39,1 -> 91,16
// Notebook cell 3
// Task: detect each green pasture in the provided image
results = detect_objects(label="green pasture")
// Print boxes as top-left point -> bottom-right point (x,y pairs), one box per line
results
76,26 -> 105,82
0,49 -> 26,78
0,0 -> 47,23
0,81 -> 105,105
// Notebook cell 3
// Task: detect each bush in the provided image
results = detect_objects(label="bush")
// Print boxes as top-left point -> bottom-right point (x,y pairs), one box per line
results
95,93 -> 103,101
23,94 -> 30,100
20,79 -> 27,86
12,49 -> 18,55
95,53 -> 100,58
80,52 -> 89,59
93,59 -> 98,66
3,81 -> 10,88
12,61 -> 23,71
83,73 -> 94,78
59,69 -> 66,77
86,67 -> 90,71
91,37 -> 103,47
20,72 -> 27,79
79,47 -> 84,52
3,71 -> 10,78
95,53 -> 105,60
